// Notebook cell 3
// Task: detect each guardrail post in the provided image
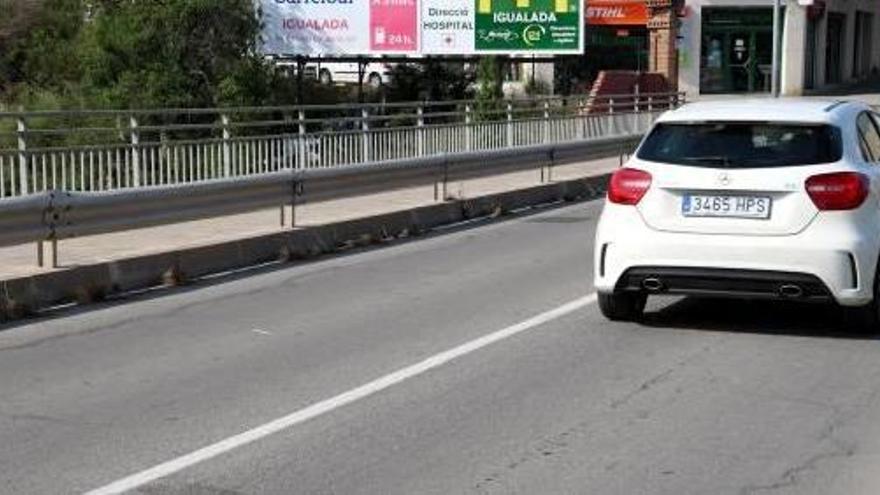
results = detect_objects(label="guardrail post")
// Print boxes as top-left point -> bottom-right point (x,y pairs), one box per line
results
576,98 -> 586,140
465,104 -> 473,151
417,105 -> 425,157
129,116 -> 141,187
297,110 -> 306,169
361,108 -> 371,163
37,239 -> 58,269
281,112 -> 293,170
648,96 -> 653,112
506,102 -> 513,147
221,114 -> 231,177
543,101 -> 550,144
17,117 -> 29,195
608,98 -> 616,137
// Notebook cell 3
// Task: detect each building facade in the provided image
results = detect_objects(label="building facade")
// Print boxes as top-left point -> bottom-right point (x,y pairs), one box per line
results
519,0 -> 672,94
678,0 -> 880,96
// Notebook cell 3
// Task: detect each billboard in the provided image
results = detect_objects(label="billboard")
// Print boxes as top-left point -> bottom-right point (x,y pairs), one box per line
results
421,0 -> 475,54
475,0 -> 581,53
259,0 -> 583,56
261,0 -> 371,56
586,0 -> 649,26
371,0 -> 419,53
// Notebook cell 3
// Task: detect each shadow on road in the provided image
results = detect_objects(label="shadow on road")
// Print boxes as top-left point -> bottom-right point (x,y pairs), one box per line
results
641,297 -> 875,340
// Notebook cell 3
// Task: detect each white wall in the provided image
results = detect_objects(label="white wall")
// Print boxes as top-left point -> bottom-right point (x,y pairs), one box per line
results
813,0 -> 880,87
782,2 -> 807,95
678,0 -> 703,96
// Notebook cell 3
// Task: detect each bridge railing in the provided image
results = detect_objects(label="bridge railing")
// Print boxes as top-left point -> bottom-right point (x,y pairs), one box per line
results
0,92 -> 683,199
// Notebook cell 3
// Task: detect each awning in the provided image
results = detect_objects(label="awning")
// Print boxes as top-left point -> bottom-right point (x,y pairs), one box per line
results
586,0 -> 649,26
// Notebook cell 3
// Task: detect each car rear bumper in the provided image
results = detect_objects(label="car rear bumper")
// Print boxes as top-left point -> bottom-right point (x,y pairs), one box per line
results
595,204 -> 879,306
614,267 -> 833,302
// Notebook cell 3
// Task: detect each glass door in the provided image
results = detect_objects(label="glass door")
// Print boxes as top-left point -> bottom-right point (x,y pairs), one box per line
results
700,8 -> 774,94
727,32 -> 753,92
753,31 -> 773,93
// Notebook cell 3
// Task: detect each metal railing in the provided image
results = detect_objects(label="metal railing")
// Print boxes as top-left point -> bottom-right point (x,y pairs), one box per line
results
0,93 -> 683,199
0,134 -> 644,255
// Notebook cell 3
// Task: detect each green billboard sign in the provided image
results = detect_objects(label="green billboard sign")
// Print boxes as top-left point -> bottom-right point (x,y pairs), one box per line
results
474,0 -> 582,53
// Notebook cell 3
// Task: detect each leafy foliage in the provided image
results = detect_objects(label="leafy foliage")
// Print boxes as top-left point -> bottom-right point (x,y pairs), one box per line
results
0,0 -> 85,98
385,61 -> 473,103
475,56 -> 504,120
0,0 -> 287,109
79,0 -> 272,108
0,0 -> 483,111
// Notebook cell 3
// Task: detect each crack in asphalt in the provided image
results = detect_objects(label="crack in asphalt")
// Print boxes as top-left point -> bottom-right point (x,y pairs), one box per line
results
738,447 -> 857,495
608,347 -> 710,410
474,347 -> 711,493
473,420 -> 585,494
738,383 -> 880,494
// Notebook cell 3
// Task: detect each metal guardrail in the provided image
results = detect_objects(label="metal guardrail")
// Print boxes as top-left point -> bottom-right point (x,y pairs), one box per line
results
0,95 -> 677,267
0,134 -> 644,256
0,93 -> 682,199
65,133 -> 642,238
0,194 -> 54,246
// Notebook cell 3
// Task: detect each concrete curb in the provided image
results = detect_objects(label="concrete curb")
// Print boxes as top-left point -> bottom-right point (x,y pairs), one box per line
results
0,175 -> 609,321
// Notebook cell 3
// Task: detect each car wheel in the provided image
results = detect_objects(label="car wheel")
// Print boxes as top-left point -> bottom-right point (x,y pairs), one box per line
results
319,69 -> 332,85
598,292 -> 647,322
843,302 -> 880,334
843,271 -> 880,334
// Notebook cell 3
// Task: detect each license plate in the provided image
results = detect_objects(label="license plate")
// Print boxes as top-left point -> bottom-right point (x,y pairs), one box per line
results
682,194 -> 772,219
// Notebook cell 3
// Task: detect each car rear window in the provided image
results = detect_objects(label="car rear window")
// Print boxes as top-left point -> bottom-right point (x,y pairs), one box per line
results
637,122 -> 843,167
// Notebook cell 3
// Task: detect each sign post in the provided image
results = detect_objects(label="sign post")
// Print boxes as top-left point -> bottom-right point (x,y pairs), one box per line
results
771,0 -> 781,97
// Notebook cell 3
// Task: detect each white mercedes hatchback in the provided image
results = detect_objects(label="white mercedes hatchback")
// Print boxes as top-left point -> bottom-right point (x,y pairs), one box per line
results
594,99 -> 880,328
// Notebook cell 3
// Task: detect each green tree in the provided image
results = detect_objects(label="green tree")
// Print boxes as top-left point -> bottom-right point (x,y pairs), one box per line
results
79,0 -> 272,109
385,61 -> 472,103
475,56 -> 505,120
0,0 -> 85,99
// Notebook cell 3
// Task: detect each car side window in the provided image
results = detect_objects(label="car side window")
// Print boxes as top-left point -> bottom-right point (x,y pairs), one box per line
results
873,112 -> 880,143
857,112 -> 880,163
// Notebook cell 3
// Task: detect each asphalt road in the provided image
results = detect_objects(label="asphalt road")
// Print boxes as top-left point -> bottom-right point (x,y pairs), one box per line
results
4,199 -> 880,495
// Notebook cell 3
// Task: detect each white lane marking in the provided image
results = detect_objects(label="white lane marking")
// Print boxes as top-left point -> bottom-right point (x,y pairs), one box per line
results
251,329 -> 272,336
85,293 -> 598,495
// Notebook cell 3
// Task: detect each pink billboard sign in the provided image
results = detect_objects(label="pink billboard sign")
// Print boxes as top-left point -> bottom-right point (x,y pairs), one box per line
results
370,0 -> 418,52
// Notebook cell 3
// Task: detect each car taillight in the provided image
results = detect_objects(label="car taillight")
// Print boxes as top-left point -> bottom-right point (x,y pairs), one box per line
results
608,168 -> 652,205
805,172 -> 869,211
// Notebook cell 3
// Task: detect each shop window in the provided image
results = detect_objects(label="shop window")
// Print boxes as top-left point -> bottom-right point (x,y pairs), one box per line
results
699,8 -> 774,94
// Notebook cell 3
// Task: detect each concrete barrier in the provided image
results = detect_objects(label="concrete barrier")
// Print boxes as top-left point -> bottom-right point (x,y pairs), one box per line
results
0,174 -> 610,322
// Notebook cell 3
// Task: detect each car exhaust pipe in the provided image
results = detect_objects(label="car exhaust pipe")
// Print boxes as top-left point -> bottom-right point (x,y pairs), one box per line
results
778,284 -> 804,298
642,277 -> 665,293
